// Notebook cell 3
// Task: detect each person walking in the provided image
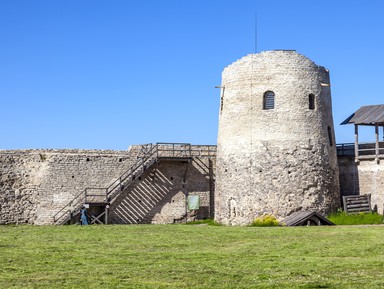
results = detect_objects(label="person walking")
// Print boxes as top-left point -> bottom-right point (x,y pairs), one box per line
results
80,206 -> 89,225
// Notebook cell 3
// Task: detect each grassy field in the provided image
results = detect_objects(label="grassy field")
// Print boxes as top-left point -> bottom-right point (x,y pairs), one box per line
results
328,212 -> 384,225
1,224 -> 384,288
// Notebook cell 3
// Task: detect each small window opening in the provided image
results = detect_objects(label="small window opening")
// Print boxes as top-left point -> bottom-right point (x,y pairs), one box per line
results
220,96 -> 224,113
86,158 -> 90,162
309,94 -> 315,110
327,126 -> 333,146
220,86 -> 225,114
119,158 -> 123,162
263,91 -> 275,110
229,199 -> 237,218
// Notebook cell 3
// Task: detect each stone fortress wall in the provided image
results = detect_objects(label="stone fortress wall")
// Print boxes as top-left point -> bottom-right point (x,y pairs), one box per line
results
0,148 -> 136,224
338,156 -> 384,214
0,145 -> 215,225
109,156 -> 215,224
215,51 -> 340,225
1,50 -> 382,226
0,143 -> 381,225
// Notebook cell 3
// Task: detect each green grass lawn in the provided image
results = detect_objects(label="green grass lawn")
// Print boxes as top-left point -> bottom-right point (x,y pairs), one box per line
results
1,224 -> 384,288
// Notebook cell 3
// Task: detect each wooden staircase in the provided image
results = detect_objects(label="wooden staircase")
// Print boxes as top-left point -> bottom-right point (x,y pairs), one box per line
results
53,143 -> 216,225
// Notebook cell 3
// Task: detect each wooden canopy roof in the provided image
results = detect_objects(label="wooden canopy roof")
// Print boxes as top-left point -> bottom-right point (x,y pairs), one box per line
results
280,211 -> 334,226
341,105 -> 384,126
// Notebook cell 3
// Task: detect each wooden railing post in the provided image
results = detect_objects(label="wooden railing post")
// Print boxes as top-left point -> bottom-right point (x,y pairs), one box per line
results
105,204 -> 109,224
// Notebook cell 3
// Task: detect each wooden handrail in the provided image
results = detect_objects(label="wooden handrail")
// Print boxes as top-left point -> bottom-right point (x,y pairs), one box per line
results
53,143 -> 217,224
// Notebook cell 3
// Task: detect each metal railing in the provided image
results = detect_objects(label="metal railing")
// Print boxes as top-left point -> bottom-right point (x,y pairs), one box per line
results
53,143 -> 216,224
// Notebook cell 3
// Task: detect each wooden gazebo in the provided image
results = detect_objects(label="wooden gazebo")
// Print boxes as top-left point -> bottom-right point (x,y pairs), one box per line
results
281,211 -> 334,226
341,105 -> 384,163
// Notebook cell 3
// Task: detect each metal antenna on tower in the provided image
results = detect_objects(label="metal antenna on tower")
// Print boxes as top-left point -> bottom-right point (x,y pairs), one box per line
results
255,12 -> 258,53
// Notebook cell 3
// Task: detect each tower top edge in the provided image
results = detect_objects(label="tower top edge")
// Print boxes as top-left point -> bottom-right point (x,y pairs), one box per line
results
223,50 -> 327,72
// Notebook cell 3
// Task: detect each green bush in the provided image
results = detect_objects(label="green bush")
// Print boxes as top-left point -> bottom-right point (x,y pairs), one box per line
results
251,214 -> 280,227
328,211 -> 384,225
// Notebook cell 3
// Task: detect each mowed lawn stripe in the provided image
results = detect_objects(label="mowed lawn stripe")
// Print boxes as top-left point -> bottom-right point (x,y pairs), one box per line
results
0,225 -> 384,288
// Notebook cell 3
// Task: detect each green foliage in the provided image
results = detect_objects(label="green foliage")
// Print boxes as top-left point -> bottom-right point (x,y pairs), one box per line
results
251,214 -> 280,227
1,225 -> 384,288
328,211 -> 384,225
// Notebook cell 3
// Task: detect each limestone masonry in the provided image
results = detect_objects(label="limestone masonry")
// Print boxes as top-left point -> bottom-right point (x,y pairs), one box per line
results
0,148 -> 134,224
215,50 -> 340,225
0,145 -> 215,225
1,50 -> 383,225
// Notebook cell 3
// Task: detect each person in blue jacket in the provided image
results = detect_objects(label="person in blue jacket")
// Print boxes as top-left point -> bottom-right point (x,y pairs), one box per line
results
80,206 -> 89,225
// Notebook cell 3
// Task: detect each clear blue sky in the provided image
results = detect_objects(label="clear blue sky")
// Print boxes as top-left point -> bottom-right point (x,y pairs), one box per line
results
1,0 -> 383,150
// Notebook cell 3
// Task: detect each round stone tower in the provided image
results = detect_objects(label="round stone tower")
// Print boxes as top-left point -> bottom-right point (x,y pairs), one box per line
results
215,50 -> 340,225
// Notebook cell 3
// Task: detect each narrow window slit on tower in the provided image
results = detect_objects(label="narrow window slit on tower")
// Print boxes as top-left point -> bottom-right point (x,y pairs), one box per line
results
218,86 -> 225,113
263,91 -> 275,110
220,95 -> 224,112
327,126 -> 333,146
309,94 -> 315,110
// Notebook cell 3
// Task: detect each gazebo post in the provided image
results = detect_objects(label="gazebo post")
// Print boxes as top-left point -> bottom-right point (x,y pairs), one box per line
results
375,124 -> 379,163
341,105 -> 384,161
354,124 -> 359,162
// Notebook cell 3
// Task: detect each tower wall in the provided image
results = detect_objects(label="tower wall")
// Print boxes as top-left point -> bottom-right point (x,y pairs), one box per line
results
215,50 -> 340,225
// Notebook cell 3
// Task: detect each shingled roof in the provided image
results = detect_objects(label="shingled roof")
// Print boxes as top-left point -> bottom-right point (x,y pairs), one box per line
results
280,211 -> 334,226
341,105 -> 384,125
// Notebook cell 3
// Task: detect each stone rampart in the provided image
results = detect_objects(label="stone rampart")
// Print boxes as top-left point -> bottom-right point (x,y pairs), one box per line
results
0,148 -> 140,224
339,156 -> 384,214
0,145 -> 215,225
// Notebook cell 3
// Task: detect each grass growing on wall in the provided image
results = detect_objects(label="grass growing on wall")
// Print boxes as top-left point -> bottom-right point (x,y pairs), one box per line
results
1,224 -> 384,288
328,211 -> 384,225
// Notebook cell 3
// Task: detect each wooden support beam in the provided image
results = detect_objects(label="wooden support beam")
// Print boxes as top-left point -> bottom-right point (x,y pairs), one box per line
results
354,124 -> 359,162
91,211 -> 105,224
105,205 -> 109,225
375,124 -> 379,163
